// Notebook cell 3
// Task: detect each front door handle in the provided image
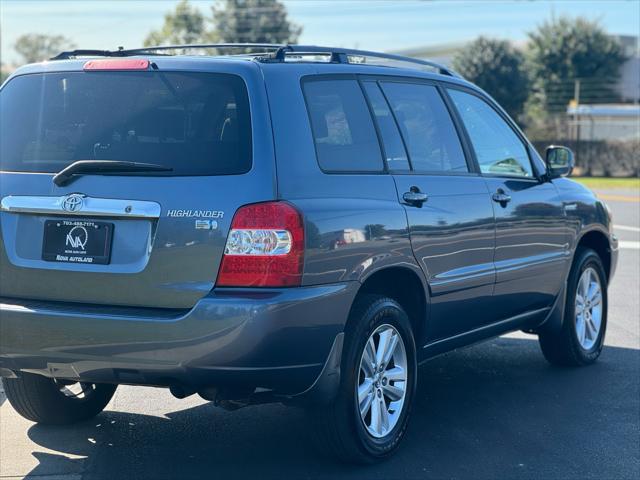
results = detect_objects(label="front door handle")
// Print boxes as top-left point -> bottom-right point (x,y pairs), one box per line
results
403,187 -> 428,206
492,190 -> 512,206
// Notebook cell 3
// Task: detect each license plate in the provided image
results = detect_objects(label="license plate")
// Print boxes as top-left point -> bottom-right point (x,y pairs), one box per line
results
42,220 -> 114,265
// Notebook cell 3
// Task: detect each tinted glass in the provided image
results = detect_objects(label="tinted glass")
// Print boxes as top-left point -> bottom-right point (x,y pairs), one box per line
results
448,89 -> 533,177
0,72 -> 252,175
380,82 -> 467,173
362,81 -> 410,171
303,79 -> 383,172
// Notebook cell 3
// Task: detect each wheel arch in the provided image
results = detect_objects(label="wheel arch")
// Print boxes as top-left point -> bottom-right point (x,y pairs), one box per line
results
537,228 -> 611,336
576,228 -> 612,282
353,266 -> 429,347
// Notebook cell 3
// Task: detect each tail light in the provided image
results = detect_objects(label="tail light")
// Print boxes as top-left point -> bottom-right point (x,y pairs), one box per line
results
216,202 -> 304,287
83,59 -> 150,71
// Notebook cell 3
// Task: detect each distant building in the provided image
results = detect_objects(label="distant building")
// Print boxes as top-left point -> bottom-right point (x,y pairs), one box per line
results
613,35 -> 640,103
390,42 -> 464,67
566,104 -> 640,141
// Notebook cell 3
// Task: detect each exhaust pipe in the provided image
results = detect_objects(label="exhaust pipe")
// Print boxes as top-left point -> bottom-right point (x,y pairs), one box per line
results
197,386 -> 278,410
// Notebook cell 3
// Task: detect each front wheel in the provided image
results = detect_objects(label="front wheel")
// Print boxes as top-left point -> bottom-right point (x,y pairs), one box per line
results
2,372 -> 117,425
310,295 -> 417,463
538,248 -> 608,366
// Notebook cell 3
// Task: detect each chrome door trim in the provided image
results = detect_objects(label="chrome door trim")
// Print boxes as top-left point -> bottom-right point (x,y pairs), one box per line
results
0,195 -> 161,219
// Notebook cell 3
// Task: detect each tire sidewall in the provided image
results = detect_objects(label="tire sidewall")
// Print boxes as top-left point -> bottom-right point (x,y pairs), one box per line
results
2,373 -> 117,425
566,249 -> 608,362
342,297 -> 417,459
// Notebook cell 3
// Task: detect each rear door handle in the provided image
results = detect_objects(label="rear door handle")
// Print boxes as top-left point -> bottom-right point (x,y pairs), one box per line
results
492,190 -> 512,205
403,188 -> 428,206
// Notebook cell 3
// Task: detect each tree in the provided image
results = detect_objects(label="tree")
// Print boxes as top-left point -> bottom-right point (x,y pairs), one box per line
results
212,0 -> 301,44
14,34 -> 75,64
452,37 -> 529,120
526,16 -> 626,114
144,0 -> 211,46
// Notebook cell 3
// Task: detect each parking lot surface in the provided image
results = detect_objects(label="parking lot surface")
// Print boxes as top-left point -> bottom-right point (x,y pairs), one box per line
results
1,190 -> 638,480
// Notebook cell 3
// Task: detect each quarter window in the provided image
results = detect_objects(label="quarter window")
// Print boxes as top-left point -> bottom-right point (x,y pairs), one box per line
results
448,89 -> 533,178
303,79 -> 383,172
380,82 -> 468,173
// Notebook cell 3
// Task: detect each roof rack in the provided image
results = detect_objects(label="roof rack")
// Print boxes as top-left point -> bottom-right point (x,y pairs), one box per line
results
264,45 -> 460,77
50,43 -> 460,77
50,44 -> 282,60
51,49 -> 130,60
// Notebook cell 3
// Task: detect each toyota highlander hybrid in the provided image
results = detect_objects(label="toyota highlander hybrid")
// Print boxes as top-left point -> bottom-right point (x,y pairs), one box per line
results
0,44 -> 618,462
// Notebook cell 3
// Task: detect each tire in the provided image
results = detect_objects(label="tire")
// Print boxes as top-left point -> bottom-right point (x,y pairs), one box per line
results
539,248 -> 608,366
310,295 -> 417,463
2,373 -> 117,425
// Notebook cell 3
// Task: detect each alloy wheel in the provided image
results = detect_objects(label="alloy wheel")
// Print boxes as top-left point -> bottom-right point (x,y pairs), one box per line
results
575,267 -> 603,350
356,324 -> 408,438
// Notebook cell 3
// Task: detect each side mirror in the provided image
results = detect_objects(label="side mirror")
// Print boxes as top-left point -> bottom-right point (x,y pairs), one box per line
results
545,145 -> 574,178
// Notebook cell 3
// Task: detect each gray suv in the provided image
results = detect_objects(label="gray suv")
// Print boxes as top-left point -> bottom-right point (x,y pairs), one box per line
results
0,45 -> 618,462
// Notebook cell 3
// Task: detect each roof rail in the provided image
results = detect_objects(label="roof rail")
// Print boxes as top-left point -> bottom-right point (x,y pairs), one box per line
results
51,49 -> 129,60
51,44 -> 284,60
264,45 -> 461,77
50,43 -> 460,77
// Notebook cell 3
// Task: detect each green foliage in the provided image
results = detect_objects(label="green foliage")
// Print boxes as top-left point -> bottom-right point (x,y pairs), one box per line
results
14,34 -> 75,64
143,0 -> 301,49
526,16 -> 627,115
452,37 -> 528,120
212,0 -> 301,44
144,0 -> 211,46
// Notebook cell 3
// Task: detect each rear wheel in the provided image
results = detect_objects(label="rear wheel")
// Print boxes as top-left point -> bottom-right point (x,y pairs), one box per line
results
539,248 -> 608,366
2,373 -> 116,425
310,295 -> 417,463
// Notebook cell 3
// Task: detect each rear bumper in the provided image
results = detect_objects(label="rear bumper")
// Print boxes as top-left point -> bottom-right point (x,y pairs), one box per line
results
0,282 -> 358,396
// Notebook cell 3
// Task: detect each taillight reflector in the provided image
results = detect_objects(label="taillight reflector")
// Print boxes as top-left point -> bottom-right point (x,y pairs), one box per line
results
83,59 -> 150,71
216,202 -> 304,287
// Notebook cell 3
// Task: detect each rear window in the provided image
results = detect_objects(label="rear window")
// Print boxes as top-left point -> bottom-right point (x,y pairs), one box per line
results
0,71 -> 252,175
302,79 -> 383,173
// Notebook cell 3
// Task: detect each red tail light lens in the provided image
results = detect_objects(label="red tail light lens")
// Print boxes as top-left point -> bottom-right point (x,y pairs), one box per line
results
216,202 -> 304,287
83,59 -> 150,71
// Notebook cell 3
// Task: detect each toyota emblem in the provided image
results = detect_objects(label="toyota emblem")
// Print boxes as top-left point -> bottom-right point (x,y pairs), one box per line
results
61,194 -> 85,213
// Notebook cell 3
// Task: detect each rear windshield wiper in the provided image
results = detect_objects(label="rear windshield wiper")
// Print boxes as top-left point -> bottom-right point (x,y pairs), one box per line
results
53,160 -> 173,186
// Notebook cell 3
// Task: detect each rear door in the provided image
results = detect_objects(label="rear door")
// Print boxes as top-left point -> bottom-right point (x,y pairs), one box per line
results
0,63 -> 275,309
446,87 -> 568,320
362,79 -> 497,341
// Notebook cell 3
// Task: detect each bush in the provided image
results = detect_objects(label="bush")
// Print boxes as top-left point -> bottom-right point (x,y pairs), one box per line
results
532,139 -> 639,177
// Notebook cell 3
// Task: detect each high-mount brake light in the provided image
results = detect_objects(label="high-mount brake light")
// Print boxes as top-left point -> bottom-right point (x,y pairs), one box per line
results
217,202 -> 304,287
83,59 -> 150,71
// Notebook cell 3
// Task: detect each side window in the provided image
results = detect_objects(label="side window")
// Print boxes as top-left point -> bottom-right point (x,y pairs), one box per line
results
362,81 -> 410,171
380,82 -> 468,173
448,89 -> 533,178
303,79 -> 383,172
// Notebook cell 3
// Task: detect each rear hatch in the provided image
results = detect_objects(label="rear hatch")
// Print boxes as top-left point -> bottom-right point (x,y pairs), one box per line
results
0,60 -> 275,308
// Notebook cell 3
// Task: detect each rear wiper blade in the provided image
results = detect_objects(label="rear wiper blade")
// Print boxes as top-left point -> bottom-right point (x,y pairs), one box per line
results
53,160 -> 173,186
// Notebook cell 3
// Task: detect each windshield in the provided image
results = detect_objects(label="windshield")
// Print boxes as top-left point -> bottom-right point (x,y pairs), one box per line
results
0,71 -> 252,175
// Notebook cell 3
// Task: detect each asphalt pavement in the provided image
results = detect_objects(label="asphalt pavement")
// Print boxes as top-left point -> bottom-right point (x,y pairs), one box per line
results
1,189 -> 638,480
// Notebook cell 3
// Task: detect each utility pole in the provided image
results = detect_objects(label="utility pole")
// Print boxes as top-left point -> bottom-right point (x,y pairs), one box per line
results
573,79 -> 581,173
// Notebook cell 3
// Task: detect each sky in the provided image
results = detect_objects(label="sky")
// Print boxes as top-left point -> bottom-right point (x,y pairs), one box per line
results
1,0 -> 639,65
